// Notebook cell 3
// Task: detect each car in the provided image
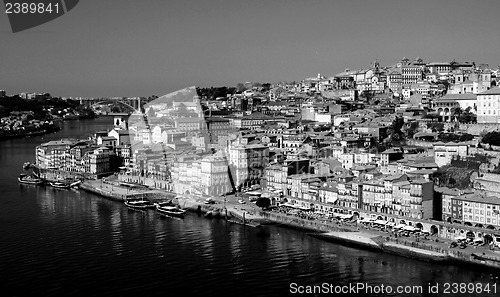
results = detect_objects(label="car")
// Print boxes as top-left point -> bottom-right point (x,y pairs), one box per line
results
204,198 -> 215,204
238,199 -> 246,204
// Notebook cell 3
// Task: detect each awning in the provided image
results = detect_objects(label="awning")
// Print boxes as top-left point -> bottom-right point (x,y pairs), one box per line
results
373,219 -> 387,225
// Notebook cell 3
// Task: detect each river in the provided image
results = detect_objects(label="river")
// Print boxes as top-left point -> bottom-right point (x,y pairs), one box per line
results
0,117 -> 498,297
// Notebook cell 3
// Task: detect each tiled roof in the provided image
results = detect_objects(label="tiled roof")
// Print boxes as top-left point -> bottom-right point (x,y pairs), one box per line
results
478,88 -> 500,95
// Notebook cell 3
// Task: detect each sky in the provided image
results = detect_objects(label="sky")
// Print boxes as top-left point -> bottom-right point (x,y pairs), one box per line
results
1,0 -> 500,98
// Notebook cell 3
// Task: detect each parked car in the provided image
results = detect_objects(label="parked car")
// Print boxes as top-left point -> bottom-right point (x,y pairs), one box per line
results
238,199 -> 246,204
204,198 -> 215,204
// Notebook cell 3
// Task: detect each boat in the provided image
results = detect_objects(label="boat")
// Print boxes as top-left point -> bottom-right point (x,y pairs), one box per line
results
155,202 -> 186,218
124,198 -> 155,210
205,209 -> 221,219
70,180 -> 82,188
48,181 -> 72,189
471,253 -> 500,263
18,173 -> 43,185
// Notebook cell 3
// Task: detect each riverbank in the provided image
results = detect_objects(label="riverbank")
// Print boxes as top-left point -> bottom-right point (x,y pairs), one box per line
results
0,126 -> 60,140
75,180 -> 500,271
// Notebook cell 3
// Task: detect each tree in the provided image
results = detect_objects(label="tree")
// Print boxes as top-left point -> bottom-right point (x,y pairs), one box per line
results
255,197 -> 271,209
426,122 -> 445,133
402,121 -> 418,139
458,106 -> 476,123
236,83 -> 247,93
452,106 -> 463,122
482,131 -> 500,146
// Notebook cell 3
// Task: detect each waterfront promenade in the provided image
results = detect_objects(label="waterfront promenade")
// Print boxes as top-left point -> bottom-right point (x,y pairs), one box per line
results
78,177 -> 500,270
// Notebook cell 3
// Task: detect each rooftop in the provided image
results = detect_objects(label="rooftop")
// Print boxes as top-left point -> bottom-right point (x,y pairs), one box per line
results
478,87 -> 500,96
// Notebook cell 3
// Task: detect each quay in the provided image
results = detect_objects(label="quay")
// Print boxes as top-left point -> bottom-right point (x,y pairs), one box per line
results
66,176 -> 500,271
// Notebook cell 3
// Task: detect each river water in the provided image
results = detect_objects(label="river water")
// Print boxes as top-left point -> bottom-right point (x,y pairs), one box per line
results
0,117 -> 499,297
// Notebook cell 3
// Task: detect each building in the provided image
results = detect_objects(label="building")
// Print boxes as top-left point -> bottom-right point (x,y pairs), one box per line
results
200,152 -> 232,196
205,117 -> 233,143
401,65 -> 423,86
228,138 -> 269,190
174,117 -> 206,136
387,69 -> 402,92
264,159 -> 310,194
456,193 -> 500,228
36,140 -> 74,169
108,129 -> 131,146
477,87 -> 500,123
230,112 -> 273,130
86,146 -> 111,174
426,62 -> 452,75
433,142 -> 469,167
171,154 -> 202,195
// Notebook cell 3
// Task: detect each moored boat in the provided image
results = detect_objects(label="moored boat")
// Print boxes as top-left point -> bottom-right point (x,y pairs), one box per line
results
204,209 -> 221,219
48,181 -> 72,189
155,203 -> 186,218
70,180 -> 82,188
124,198 -> 155,210
18,173 -> 44,185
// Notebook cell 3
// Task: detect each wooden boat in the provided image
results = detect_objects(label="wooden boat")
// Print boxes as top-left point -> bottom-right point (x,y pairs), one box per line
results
18,173 -> 43,185
48,181 -> 72,189
205,209 -> 221,219
471,253 -> 500,263
124,198 -> 155,210
70,180 -> 82,188
155,202 -> 186,218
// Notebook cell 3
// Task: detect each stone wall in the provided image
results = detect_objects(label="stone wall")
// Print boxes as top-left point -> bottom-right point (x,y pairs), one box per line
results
118,174 -> 173,191
261,211 -> 353,232
456,123 -> 500,135
406,139 -> 434,148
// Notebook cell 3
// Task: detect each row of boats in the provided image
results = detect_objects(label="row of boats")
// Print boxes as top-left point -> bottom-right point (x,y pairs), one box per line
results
18,173 -> 82,189
124,198 -> 187,218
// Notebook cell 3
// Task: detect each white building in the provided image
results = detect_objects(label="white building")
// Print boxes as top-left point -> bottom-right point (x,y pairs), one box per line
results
477,87 -> 500,123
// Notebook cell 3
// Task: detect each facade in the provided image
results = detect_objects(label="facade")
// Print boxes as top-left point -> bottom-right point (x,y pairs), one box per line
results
36,140 -> 74,169
200,153 -> 232,196
175,118 -> 206,136
401,65 -> 423,86
205,117 -> 233,143
477,88 -> 500,123
459,194 -> 500,228
228,139 -> 269,190
433,142 -> 469,167
426,62 -> 452,74
361,177 -> 433,219
171,155 -> 202,195
36,139 -> 112,174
